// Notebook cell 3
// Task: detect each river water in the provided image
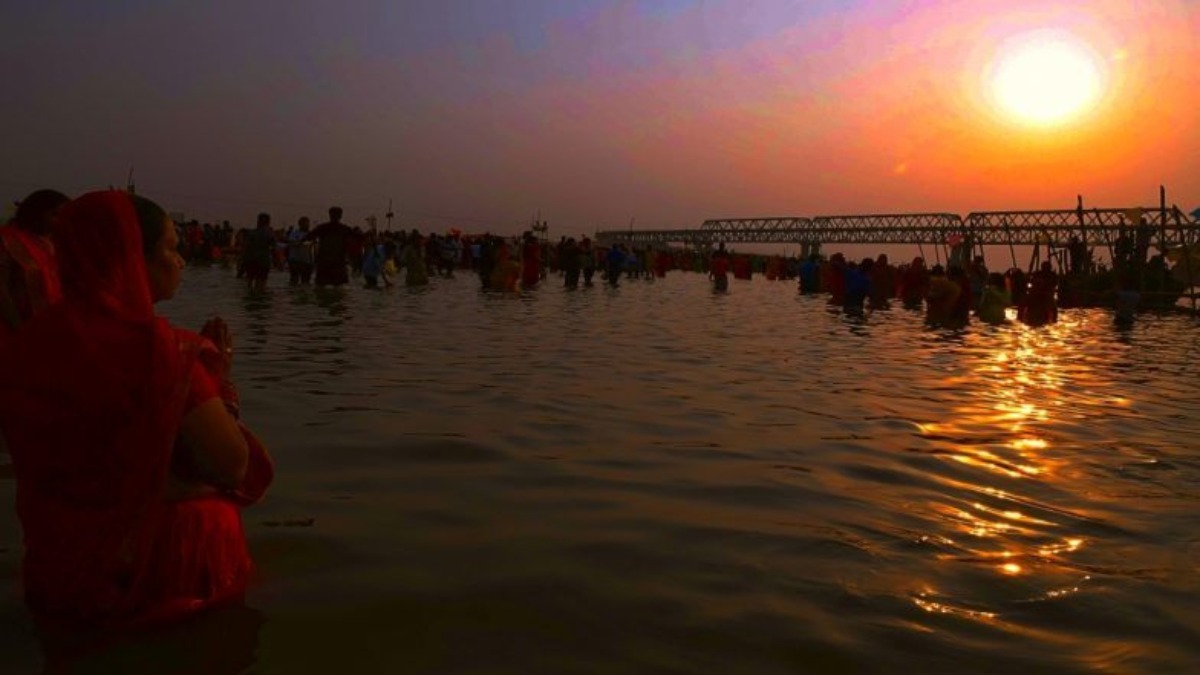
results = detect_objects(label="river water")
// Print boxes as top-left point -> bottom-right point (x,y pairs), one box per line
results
2,266 -> 1199,674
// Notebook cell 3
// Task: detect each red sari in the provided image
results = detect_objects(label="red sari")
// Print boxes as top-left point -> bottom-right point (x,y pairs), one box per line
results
521,240 -> 541,288
0,191 -> 270,635
0,226 -> 62,344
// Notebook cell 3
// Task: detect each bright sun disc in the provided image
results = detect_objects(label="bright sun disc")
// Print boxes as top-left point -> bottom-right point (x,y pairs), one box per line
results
989,31 -> 1104,127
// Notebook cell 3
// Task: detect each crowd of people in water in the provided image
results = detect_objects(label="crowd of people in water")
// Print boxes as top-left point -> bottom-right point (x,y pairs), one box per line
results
174,202 -> 1187,316
167,204 -> 1174,331
0,186 -> 1175,658
162,204 -> 1131,328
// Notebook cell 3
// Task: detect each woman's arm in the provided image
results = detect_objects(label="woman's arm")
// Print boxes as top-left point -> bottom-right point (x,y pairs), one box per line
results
176,398 -> 249,490
0,258 -> 22,329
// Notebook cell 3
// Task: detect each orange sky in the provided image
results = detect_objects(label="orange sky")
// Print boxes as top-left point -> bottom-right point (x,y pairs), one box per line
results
3,0 -> 1197,232
509,0 -> 1200,226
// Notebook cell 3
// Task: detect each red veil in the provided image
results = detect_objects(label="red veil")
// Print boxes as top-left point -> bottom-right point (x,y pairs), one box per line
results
0,191 -> 258,633
0,225 -> 62,343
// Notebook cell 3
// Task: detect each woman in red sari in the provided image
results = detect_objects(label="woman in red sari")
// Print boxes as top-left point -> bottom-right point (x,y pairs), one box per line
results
0,189 -> 69,345
520,231 -> 542,289
0,191 -> 272,639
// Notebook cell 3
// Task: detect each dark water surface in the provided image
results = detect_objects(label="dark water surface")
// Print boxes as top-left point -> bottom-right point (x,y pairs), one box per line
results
3,266 -> 1200,674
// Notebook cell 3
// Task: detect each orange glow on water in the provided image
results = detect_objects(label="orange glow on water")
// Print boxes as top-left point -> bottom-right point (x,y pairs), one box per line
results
909,312 -> 1133,628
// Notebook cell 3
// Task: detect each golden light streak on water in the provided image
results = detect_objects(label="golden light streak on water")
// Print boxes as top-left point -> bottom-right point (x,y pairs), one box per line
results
912,592 -> 999,622
912,314 -> 1126,632
1038,538 -> 1086,557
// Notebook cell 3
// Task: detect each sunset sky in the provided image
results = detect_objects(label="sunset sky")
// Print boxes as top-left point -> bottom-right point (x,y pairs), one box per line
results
3,0 -> 1197,236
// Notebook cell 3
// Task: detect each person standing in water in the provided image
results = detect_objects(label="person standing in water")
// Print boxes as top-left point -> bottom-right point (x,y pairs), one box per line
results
240,212 -> 274,292
605,244 -> 625,287
402,229 -> 429,287
308,206 -> 354,287
925,264 -> 963,327
560,237 -> 581,289
899,256 -> 930,307
0,189 -> 70,344
286,217 -> 315,285
579,237 -> 596,287
1019,262 -> 1059,326
710,242 -> 731,292
520,231 -> 542,289
976,272 -> 1011,324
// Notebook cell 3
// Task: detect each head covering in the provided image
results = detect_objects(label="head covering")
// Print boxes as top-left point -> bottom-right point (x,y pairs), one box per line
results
12,188 -> 69,235
0,191 -> 200,629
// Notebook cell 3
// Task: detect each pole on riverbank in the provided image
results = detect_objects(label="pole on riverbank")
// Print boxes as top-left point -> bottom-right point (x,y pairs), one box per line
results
1173,203 -> 1197,315
1160,186 -> 1170,299
1003,215 -> 1017,270
1076,195 -> 1090,273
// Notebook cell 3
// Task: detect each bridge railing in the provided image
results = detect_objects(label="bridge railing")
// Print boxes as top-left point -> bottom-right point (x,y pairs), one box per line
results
595,207 -> 1200,248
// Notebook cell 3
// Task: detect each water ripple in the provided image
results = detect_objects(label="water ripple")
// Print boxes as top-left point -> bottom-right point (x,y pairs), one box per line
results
3,269 -> 1198,673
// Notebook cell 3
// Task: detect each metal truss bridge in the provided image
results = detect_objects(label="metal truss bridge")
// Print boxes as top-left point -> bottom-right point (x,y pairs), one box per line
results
595,208 -> 1200,250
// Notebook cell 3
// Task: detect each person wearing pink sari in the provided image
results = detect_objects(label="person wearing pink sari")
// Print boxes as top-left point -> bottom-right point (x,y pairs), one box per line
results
0,191 -> 273,641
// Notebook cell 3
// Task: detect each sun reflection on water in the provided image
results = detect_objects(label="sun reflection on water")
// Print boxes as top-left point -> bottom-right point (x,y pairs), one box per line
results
1001,562 -> 1023,575
911,321 -> 1117,622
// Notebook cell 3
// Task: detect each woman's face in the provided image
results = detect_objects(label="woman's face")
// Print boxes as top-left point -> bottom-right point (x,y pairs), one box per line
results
146,219 -> 184,302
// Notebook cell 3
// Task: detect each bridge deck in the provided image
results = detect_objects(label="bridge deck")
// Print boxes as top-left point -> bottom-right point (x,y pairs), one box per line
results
595,208 -> 1200,248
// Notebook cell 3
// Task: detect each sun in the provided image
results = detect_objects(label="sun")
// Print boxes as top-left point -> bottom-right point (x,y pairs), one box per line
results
988,30 -> 1105,128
